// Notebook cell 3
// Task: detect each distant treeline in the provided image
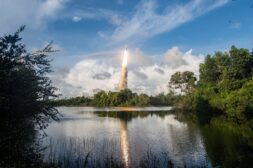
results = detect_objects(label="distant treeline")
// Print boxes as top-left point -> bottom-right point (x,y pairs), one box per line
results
51,89 -> 177,107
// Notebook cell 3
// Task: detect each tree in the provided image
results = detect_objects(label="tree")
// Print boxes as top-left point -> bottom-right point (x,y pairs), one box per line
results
199,46 -> 253,91
219,46 -> 253,91
169,71 -> 196,95
92,90 -> 108,106
175,46 -> 253,124
199,54 -> 220,84
150,92 -> 175,106
130,93 -> 150,106
0,27 -> 59,167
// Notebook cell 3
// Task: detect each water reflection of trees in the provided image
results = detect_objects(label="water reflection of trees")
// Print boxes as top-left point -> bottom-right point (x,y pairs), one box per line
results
94,111 -> 171,121
201,122 -> 253,168
174,111 -> 253,168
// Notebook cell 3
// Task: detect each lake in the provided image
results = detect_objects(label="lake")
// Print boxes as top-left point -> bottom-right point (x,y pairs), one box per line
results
42,107 -> 253,168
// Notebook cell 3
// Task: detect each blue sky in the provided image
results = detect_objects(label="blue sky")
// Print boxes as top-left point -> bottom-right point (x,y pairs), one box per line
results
1,0 -> 253,96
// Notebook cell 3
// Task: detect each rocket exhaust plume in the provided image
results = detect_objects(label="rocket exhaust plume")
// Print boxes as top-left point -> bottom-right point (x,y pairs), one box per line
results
118,48 -> 128,90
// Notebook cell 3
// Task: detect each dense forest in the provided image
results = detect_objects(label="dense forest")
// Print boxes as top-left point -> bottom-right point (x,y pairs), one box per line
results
0,27 -> 59,167
51,89 -> 176,107
169,46 -> 253,125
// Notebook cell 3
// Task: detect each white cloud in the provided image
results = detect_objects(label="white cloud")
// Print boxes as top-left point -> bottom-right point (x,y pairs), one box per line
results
53,47 -> 204,97
70,8 -> 126,26
72,16 -> 82,22
38,0 -> 66,17
49,68 -> 82,97
0,0 -> 69,34
97,31 -> 108,39
63,59 -> 120,96
164,47 -> 188,68
107,0 -> 229,43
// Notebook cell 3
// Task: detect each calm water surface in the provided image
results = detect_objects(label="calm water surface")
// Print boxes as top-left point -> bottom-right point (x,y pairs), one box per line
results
43,107 -> 253,168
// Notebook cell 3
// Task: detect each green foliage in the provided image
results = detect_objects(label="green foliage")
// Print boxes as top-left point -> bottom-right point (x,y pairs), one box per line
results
199,54 -> 221,84
201,120 -> 253,168
172,46 -> 253,125
130,93 -> 150,106
53,89 -> 175,107
0,27 -> 58,167
169,71 -> 197,95
218,80 -> 253,123
150,92 -> 176,106
51,96 -> 91,106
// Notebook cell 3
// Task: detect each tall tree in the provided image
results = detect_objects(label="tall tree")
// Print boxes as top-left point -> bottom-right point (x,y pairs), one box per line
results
199,55 -> 220,84
0,26 -> 59,167
169,71 -> 196,95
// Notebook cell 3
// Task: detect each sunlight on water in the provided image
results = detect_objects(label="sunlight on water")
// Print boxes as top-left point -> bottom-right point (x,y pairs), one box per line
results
119,120 -> 130,167
43,107 -> 212,167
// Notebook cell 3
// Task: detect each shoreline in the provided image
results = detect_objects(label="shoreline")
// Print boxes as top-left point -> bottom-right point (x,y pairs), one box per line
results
56,106 -> 173,112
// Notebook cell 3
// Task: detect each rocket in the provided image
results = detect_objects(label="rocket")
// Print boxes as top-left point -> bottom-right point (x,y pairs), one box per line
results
118,48 -> 128,90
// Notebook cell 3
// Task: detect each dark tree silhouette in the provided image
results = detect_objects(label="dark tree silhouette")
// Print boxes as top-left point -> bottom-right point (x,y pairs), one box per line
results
0,26 -> 59,167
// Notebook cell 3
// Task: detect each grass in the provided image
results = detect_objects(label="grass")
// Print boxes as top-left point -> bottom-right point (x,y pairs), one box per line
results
42,137 -> 211,168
